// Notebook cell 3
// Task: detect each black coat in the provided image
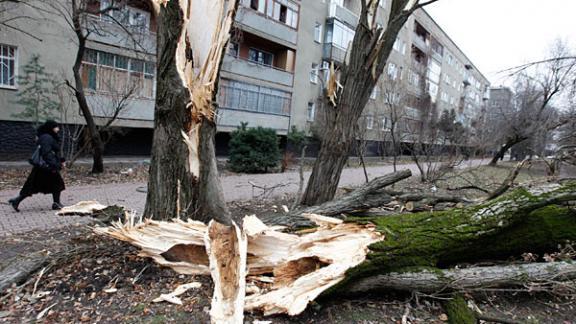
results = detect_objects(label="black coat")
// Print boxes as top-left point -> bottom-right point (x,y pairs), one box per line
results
20,132 -> 65,196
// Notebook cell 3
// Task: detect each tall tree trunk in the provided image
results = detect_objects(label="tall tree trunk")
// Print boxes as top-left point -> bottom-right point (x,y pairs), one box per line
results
489,136 -> 527,166
301,0 -> 429,206
71,2 -> 105,174
144,0 -> 236,224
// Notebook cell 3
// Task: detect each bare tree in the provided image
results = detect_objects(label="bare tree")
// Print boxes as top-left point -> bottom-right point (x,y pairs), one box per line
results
378,70 -> 410,171
489,41 -> 576,166
301,0 -> 439,206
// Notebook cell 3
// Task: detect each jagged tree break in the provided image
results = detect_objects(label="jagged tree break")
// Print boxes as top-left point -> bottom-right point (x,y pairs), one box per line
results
143,1 -> 245,322
145,0 -> 236,224
93,180 -> 576,322
301,0 -> 439,206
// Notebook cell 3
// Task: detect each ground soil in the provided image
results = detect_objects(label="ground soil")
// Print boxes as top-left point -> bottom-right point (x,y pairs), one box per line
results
1,162 -> 575,323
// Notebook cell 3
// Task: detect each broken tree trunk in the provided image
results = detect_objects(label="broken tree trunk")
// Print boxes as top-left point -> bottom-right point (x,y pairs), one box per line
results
145,0 -> 237,224
96,181 -> 576,318
334,181 -> 576,291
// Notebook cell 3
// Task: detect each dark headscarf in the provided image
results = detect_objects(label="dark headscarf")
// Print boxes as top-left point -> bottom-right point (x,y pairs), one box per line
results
37,120 -> 60,140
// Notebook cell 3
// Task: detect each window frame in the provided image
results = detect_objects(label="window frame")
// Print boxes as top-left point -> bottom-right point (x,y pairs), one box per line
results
310,63 -> 318,84
0,44 -> 18,90
314,22 -> 323,43
307,101 -> 316,121
248,47 -> 274,67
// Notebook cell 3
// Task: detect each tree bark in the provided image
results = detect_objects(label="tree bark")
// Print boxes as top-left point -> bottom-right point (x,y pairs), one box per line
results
335,182 -> 576,291
144,0 -> 236,224
301,0 -> 427,206
347,261 -> 576,294
71,0 -> 105,174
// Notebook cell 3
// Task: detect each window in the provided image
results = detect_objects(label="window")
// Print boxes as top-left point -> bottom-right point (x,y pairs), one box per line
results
218,79 -> 291,115
307,102 -> 315,121
0,44 -> 17,88
366,116 -> 374,129
81,49 -> 155,98
441,91 -> 448,102
393,37 -> 401,52
387,63 -> 397,80
100,0 -> 150,31
248,48 -> 273,66
325,20 -> 354,50
250,0 -> 265,13
310,63 -> 318,83
409,70 -> 420,87
381,117 -> 391,130
267,0 -> 299,28
228,42 -> 239,57
314,22 -> 322,43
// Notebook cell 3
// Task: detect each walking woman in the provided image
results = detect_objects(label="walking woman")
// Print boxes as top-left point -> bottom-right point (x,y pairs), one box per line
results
9,120 -> 66,211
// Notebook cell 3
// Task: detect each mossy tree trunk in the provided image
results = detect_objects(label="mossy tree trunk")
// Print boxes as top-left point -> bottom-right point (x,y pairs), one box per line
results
335,182 -> 576,291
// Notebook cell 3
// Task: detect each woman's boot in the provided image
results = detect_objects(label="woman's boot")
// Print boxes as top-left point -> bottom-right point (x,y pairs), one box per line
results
8,196 -> 25,212
52,191 -> 63,210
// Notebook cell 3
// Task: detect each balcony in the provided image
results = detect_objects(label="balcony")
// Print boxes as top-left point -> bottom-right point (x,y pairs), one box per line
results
328,2 -> 358,29
217,109 -> 290,134
234,6 -> 297,48
221,54 -> 294,87
412,34 -> 428,52
323,43 -> 347,64
86,15 -> 156,54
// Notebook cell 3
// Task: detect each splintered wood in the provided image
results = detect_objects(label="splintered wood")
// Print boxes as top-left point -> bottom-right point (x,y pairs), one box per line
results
95,214 -> 382,320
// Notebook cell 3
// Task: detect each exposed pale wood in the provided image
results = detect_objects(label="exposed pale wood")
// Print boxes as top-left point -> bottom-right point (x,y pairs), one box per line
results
95,214 -> 383,317
57,201 -> 108,215
205,221 -> 246,323
347,262 -> 576,294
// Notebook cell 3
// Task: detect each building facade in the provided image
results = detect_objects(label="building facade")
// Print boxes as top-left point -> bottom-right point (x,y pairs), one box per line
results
0,0 -> 489,159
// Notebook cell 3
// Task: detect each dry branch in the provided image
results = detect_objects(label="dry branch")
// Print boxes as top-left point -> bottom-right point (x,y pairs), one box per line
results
347,262 -> 576,294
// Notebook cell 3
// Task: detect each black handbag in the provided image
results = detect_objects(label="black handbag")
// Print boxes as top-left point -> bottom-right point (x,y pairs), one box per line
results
29,145 -> 50,169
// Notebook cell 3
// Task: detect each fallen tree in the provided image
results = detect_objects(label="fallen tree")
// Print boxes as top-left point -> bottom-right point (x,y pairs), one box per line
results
86,180 -> 576,320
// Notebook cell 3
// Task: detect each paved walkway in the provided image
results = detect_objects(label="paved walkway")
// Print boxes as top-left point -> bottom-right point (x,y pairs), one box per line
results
0,159 -> 486,236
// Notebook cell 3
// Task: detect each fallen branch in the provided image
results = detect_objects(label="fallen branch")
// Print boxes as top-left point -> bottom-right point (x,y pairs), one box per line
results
347,262 -> 576,294
486,159 -> 529,201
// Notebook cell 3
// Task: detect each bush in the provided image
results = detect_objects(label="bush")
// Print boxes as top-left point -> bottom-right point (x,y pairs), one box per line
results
228,123 -> 281,173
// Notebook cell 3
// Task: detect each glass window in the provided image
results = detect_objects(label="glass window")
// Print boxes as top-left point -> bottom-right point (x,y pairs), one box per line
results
1,44 -> 17,87
310,63 -> 318,83
307,102 -> 315,121
84,49 -> 98,63
99,52 -> 114,67
115,55 -> 128,69
314,23 -> 322,43
218,79 -> 291,116
248,48 -> 273,66
387,63 -> 397,80
129,59 -> 144,72
366,116 -> 374,129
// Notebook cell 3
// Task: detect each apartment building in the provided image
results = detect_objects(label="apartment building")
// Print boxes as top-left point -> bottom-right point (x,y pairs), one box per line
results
0,0 -> 157,158
0,0 -> 489,158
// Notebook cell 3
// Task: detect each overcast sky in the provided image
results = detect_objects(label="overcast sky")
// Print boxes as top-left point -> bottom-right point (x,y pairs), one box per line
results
425,0 -> 576,86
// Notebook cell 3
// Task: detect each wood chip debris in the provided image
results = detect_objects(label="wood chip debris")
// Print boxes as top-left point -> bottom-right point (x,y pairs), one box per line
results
95,210 -> 383,318
152,282 -> 202,305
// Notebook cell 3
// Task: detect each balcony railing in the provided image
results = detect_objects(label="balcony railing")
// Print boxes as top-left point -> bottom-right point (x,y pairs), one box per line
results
323,43 -> 347,64
412,34 -> 429,52
235,6 -> 297,46
221,54 -> 294,87
328,2 -> 358,28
